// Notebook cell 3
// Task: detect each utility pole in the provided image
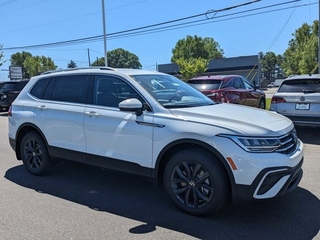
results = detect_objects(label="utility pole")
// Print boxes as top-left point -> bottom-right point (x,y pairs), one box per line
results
318,0 -> 320,73
102,0 -> 108,67
87,48 -> 91,66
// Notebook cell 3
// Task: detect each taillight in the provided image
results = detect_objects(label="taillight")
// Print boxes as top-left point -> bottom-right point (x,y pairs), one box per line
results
8,106 -> 12,116
271,96 -> 286,104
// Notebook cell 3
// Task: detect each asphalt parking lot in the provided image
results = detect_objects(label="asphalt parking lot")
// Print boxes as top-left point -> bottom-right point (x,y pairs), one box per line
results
0,112 -> 319,240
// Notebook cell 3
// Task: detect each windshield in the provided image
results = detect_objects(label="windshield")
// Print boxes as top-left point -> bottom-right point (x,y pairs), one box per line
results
130,74 -> 214,108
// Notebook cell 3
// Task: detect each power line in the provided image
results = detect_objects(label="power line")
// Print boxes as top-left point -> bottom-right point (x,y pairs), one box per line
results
2,0 -> 307,51
0,0 -> 18,8
0,0 -> 147,34
266,1 -> 299,51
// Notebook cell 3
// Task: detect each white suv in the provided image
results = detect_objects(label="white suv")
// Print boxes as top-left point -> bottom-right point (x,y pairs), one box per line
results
8,68 -> 304,216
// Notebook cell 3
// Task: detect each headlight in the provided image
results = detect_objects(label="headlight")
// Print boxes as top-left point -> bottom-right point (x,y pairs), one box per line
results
219,135 -> 281,153
1,94 -> 7,100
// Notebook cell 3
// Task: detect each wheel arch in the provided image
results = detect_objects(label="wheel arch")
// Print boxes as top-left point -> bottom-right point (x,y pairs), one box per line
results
15,123 -> 49,160
154,138 -> 236,202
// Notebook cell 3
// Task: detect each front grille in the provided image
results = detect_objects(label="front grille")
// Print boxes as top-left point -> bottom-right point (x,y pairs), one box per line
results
275,130 -> 299,155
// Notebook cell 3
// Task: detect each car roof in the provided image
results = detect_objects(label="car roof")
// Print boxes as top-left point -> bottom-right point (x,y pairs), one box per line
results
285,74 -> 320,80
38,67 -> 164,78
190,75 -> 241,81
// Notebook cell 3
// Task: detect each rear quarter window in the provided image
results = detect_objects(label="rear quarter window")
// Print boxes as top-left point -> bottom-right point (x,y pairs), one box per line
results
30,78 -> 50,98
278,79 -> 320,93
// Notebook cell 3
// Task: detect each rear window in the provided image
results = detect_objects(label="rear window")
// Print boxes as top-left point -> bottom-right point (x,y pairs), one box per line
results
187,80 -> 222,90
2,81 -> 29,91
278,79 -> 320,93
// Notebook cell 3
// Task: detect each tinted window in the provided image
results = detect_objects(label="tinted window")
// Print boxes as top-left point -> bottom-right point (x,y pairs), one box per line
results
51,76 -> 88,103
2,81 -> 29,91
93,76 -> 142,107
188,79 -> 222,90
30,78 -> 49,98
232,78 -> 244,89
278,79 -> 320,93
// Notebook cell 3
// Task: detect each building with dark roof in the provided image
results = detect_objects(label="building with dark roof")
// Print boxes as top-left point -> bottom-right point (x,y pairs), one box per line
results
158,55 -> 261,84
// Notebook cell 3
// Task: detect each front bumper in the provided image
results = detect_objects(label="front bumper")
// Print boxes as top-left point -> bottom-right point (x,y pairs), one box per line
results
235,157 -> 303,202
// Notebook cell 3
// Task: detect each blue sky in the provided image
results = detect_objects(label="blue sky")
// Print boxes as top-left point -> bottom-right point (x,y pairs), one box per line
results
0,0 -> 318,80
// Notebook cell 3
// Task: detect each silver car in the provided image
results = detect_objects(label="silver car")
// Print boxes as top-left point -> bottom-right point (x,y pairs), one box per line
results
270,74 -> 320,126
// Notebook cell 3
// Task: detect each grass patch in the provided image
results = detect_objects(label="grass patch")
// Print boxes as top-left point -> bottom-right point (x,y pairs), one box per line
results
266,98 -> 271,110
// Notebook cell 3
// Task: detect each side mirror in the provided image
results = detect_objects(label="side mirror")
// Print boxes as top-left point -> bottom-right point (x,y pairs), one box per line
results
119,98 -> 143,116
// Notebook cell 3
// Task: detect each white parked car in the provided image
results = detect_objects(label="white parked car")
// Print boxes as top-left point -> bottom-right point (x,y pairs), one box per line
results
8,67 -> 304,216
271,74 -> 320,127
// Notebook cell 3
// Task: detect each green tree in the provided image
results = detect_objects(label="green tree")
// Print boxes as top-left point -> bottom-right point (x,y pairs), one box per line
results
258,51 -> 285,79
67,60 -> 77,68
175,57 -> 208,81
10,51 -> 33,78
91,57 -> 105,66
171,35 -> 224,63
91,48 -> 142,69
282,20 -> 319,75
24,56 -> 57,78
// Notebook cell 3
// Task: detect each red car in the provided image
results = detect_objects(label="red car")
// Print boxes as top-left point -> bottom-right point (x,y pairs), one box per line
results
188,75 -> 266,109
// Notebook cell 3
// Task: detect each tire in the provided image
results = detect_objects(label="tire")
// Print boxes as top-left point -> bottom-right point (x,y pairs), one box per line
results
20,131 -> 55,175
259,99 -> 266,109
164,148 -> 229,216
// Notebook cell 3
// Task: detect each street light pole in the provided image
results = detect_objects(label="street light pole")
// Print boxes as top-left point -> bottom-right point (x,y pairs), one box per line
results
102,0 -> 108,67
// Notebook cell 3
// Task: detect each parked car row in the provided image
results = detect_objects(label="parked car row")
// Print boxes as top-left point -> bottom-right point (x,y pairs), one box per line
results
8,67 -> 303,216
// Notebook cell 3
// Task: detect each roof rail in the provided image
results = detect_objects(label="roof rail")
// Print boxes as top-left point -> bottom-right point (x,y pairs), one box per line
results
41,66 -> 116,75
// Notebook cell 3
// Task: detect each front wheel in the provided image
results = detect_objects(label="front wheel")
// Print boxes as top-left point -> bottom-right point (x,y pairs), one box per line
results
20,131 -> 55,175
259,99 -> 266,109
164,148 -> 229,216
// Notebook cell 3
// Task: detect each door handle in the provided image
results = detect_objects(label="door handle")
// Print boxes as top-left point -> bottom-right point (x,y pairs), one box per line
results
37,105 -> 48,110
85,111 -> 99,116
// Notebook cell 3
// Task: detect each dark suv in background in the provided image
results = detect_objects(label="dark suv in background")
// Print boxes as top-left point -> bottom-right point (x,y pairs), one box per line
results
187,75 -> 266,109
0,79 -> 29,111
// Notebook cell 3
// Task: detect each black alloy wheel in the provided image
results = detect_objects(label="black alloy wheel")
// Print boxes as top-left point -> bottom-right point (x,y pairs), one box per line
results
20,131 -> 54,175
164,148 -> 229,216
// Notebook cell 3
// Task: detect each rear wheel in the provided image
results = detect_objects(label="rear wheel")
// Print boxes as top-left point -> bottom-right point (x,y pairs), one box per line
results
20,132 -> 55,175
164,148 -> 229,216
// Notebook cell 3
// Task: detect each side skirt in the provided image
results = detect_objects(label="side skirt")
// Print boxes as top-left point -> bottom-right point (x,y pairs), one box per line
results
49,146 -> 154,178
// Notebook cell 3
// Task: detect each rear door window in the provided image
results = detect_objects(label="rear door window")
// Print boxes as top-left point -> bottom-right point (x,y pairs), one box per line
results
45,75 -> 89,103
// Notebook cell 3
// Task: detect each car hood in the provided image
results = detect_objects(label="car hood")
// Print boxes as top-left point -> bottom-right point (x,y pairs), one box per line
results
169,103 -> 293,136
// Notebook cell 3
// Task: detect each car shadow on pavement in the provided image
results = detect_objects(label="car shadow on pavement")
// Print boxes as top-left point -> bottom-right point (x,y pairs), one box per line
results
5,162 -> 320,240
0,112 -> 8,117
295,126 -> 320,145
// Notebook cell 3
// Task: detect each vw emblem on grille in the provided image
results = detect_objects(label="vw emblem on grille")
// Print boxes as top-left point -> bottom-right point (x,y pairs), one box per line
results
300,97 -> 305,101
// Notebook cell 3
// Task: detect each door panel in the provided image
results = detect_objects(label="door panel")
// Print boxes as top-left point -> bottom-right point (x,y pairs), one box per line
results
84,75 -> 153,168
